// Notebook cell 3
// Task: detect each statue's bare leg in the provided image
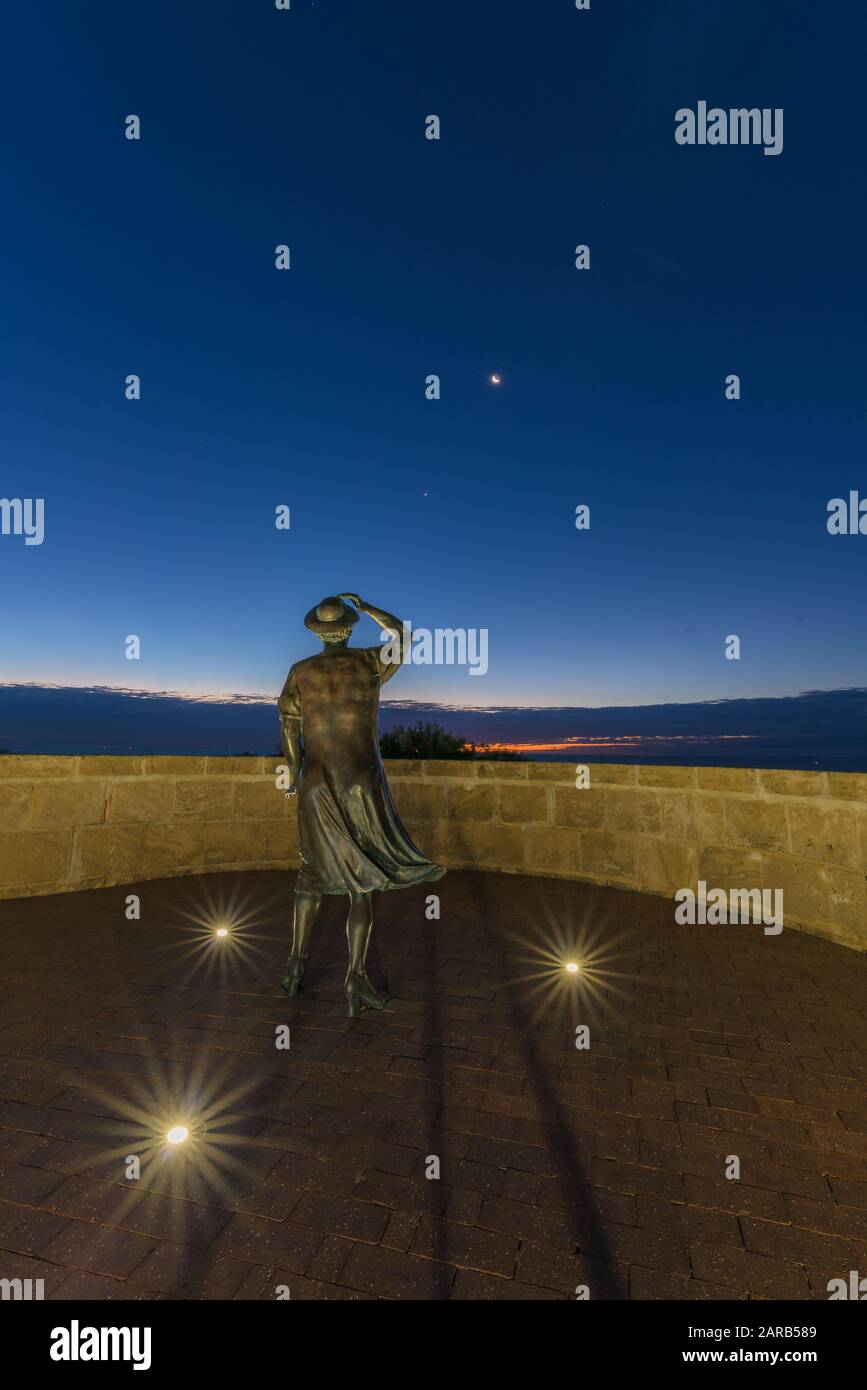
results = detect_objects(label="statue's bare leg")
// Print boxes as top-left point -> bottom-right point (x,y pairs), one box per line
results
282,886 -> 321,996
345,890 -> 388,1017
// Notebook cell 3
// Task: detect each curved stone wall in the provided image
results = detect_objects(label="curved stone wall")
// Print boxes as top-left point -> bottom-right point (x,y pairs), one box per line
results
1,756 -> 864,949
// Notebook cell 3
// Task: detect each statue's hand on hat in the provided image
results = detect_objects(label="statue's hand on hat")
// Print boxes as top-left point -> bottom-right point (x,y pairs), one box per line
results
338,592 -> 363,612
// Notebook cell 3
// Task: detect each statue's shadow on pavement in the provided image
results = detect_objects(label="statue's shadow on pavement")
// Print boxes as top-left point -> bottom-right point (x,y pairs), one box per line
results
461,870 -> 628,1299
278,871 -> 626,1298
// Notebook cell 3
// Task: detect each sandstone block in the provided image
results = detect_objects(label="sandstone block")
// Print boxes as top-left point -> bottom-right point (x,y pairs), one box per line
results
107,781 -> 175,824
725,800 -> 789,853
0,831 -> 72,888
381,760 -> 422,778
696,767 -> 758,793
392,783 -> 448,820
827,772 -> 867,803
552,788 -> 605,829
761,854 -> 830,931
143,822 -> 205,873
527,763 -> 577,783
377,761 -> 422,783
498,785 -> 548,824
78,757 -> 143,777
439,820 -> 525,868
264,820 -> 299,862
787,805 -> 861,870
0,783 -> 33,829
635,837 -> 699,893
637,765 -> 696,788
205,756 -> 263,776
825,868 -> 867,949
0,756 -> 74,779
234,781 -> 288,821
32,781 -> 105,829
659,791 -> 697,841
75,825 -> 145,881
174,779 -> 233,820
605,789 -> 662,834
145,757 -> 206,776
580,831 -> 636,880
447,785 -> 496,821
590,764 -> 638,785
477,761 -> 528,780
698,846 -> 763,885
423,761 -> 477,779
520,825 -> 581,876
694,793 -> 727,843
204,821 -> 265,865
759,769 -> 827,797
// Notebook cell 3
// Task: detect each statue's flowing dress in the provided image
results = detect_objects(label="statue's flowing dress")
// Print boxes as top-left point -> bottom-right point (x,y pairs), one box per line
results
278,646 -> 446,895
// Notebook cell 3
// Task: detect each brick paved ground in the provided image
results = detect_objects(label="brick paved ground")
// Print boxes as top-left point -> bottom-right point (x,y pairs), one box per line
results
0,868 -> 865,1300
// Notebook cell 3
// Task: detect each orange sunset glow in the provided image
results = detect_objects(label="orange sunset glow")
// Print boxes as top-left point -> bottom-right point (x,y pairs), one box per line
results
470,734 -> 759,755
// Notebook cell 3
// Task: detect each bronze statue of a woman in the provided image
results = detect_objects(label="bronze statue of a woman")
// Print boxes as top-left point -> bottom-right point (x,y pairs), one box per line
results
278,593 -> 445,1016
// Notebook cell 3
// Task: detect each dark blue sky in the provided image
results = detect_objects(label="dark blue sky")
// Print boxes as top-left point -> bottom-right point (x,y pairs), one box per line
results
1,0 -> 865,708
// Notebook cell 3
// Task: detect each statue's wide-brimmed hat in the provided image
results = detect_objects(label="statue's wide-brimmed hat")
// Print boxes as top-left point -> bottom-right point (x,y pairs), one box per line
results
304,596 -> 360,636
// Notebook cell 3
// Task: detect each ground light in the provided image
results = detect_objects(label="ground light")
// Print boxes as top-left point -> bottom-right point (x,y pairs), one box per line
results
166,879 -> 281,985
166,1125 -> 189,1145
565,961 -> 580,974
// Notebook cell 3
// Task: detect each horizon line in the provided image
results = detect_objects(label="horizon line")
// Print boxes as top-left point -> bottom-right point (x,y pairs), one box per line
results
2,680 -> 865,713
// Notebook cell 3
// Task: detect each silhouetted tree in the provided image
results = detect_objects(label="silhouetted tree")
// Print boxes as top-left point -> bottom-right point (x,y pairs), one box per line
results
380,722 -> 522,761
380,722 -> 473,760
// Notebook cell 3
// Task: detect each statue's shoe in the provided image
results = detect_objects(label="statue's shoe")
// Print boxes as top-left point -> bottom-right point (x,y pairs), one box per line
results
345,970 -> 388,1018
282,956 -> 308,997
